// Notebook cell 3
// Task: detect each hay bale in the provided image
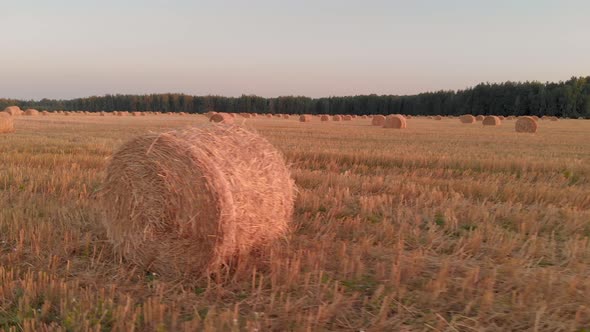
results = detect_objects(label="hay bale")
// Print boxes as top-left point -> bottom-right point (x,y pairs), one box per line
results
383,114 -> 407,129
41,111 -> 49,116
515,116 -> 538,133
332,115 -> 341,121
24,109 -> 39,116
320,115 -> 329,121
0,113 -> 14,133
550,116 -> 558,121
100,112 -> 106,116
132,112 -> 141,116
459,115 -> 476,124
475,115 -> 484,121
299,114 -> 312,122
101,125 -> 295,277
240,113 -> 252,118
498,115 -> 505,120
482,115 -> 501,126
371,115 -> 386,126
282,114 -> 290,119
3,106 -> 22,116
266,114 -> 272,118
209,113 -> 234,124
434,115 -> 443,120
342,115 -> 352,121
531,115 -> 539,121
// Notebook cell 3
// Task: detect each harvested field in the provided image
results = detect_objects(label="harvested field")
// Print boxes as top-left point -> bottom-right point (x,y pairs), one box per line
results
0,115 -> 589,331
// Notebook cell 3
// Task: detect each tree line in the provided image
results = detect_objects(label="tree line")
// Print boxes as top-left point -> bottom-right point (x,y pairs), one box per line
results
2,76 -> 589,118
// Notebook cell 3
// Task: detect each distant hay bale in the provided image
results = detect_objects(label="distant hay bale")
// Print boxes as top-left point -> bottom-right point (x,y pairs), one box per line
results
101,125 -> 295,277
100,112 -> 106,116
383,114 -> 407,129
205,112 -> 217,119
507,116 -> 515,120
320,115 -> 329,121
459,115 -> 476,124
240,113 -> 252,118
482,115 -> 501,126
515,116 -> 538,133
532,115 -> 539,121
209,113 -> 234,124
299,114 -> 312,122
3,106 -> 22,116
132,112 -> 141,116
266,114 -> 272,118
406,115 -> 412,119
498,115 -> 505,120
371,115 -> 386,126
433,115 -> 443,120
41,111 -> 49,116
342,115 -> 352,121
282,114 -> 290,119
361,115 -> 368,119
0,113 -> 15,133
332,115 -> 341,121
24,109 -> 39,116
475,115 -> 485,121
550,116 -> 558,121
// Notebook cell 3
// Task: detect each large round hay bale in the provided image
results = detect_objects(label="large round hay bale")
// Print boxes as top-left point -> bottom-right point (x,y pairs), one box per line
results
383,114 -> 407,129
459,115 -> 476,124
320,115 -> 329,121
0,113 -> 14,133
515,116 -> 538,133
205,112 -> 217,119
531,115 -> 539,121
23,109 -> 39,116
342,115 -> 352,121
434,115 -> 443,120
371,115 -> 386,126
482,115 -> 501,126
299,115 -> 312,122
332,115 -> 341,121
100,112 -> 106,116
282,114 -> 290,119
132,112 -> 141,116
475,115 -> 485,121
3,106 -> 22,116
550,116 -> 558,121
240,113 -> 251,118
101,125 -> 295,277
266,113 -> 272,118
209,113 -> 234,124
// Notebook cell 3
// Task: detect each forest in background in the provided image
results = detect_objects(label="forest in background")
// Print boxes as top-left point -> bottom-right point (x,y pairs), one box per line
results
2,76 -> 589,118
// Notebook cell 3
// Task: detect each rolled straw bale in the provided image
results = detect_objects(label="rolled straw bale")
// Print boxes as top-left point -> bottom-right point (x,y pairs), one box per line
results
531,115 -> 539,121
383,114 -> 407,129
371,115 -> 386,126
361,115 -> 368,119
0,113 -> 14,133
209,113 -> 234,124
320,115 -> 329,121
459,115 -> 476,124
332,115 -> 342,121
24,109 -> 39,116
101,125 -> 295,277
100,112 -> 106,116
482,115 -> 501,126
475,115 -> 484,121
41,111 -> 49,116
240,113 -> 252,118
550,116 -> 558,121
132,112 -> 141,116
205,112 -> 217,119
498,115 -> 505,120
342,115 -> 352,121
3,106 -> 22,116
299,114 -> 312,122
515,116 -> 538,133
282,114 -> 290,119
434,115 -> 443,120
266,114 -> 272,118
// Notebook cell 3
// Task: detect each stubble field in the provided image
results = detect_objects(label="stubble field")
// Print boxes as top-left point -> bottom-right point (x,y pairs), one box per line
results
1,114 -> 589,331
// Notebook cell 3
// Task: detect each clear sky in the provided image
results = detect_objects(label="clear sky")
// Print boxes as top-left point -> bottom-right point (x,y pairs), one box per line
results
1,0 -> 589,100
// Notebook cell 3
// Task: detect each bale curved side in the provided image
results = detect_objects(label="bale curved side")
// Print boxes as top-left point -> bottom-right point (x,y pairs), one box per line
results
299,115 -> 312,122
101,125 -> 295,278
320,115 -> 329,121
24,109 -> 39,116
332,115 -> 341,121
515,116 -> 538,133
3,106 -> 22,116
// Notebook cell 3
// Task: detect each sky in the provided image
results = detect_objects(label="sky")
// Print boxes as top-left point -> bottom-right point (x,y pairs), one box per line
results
1,0 -> 589,100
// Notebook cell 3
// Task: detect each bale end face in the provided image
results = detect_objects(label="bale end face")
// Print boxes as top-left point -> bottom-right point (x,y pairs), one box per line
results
482,116 -> 501,126
383,114 -> 407,129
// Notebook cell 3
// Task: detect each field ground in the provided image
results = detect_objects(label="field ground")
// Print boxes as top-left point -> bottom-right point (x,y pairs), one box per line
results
1,114 -> 589,331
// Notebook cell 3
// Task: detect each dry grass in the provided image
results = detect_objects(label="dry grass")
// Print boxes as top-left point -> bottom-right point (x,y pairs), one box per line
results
0,115 -> 589,331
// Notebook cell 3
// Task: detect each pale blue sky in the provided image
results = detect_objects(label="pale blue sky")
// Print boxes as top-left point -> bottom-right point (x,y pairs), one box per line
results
1,0 -> 588,99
